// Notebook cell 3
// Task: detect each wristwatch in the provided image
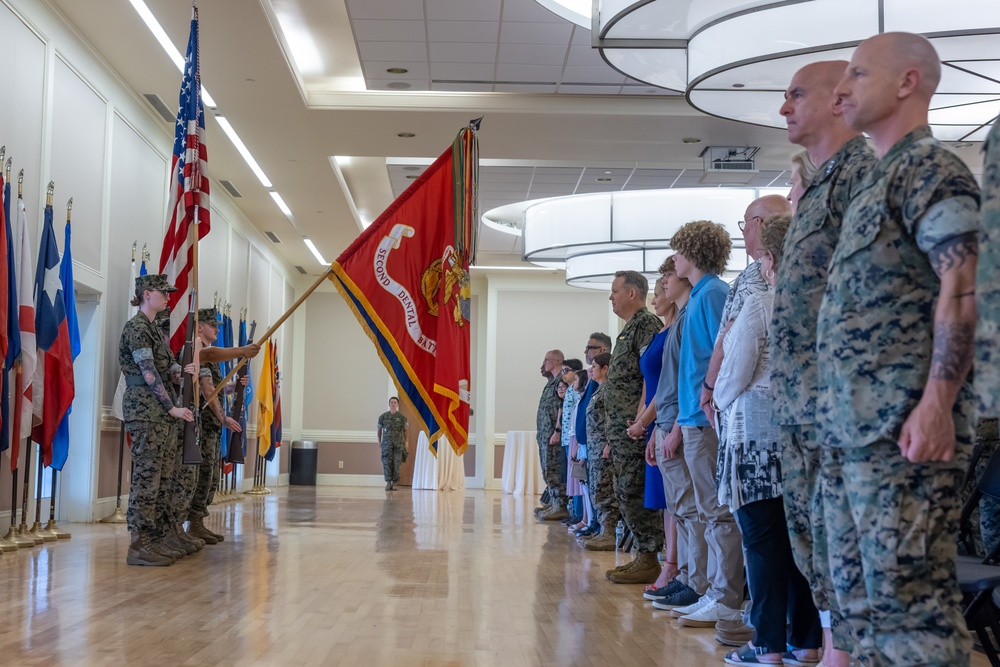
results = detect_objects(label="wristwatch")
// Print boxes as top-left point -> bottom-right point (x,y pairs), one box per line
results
703,381 -> 714,391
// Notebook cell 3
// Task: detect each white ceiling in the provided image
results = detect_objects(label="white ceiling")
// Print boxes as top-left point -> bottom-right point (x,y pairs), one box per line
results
47,0 -> 989,276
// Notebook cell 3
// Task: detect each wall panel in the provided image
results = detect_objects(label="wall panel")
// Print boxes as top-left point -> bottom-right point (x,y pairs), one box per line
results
494,290 -> 612,433
51,57 -> 106,272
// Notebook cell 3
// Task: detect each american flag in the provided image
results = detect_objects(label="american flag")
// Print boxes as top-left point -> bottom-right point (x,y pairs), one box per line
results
159,6 -> 210,353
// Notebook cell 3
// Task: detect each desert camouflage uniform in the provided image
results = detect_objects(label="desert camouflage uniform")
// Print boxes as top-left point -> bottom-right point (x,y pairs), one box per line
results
816,126 -> 979,667
188,360 -> 225,520
770,135 -> 874,649
120,310 -> 179,536
978,121 -> 1000,418
606,307 -> 663,553
536,374 -> 563,503
585,383 -> 618,527
378,411 -> 408,483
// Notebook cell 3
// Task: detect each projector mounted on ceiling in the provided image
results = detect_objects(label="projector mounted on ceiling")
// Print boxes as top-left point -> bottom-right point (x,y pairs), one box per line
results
698,146 -> 760,184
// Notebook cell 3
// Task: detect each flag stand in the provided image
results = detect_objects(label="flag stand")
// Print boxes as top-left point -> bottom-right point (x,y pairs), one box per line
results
0,467 -> 18,551
245,442 -> 268,495
99,420 -> 128,523
16,441 -> 41,544
29,447 -> 56,542
45,470 -> 71,539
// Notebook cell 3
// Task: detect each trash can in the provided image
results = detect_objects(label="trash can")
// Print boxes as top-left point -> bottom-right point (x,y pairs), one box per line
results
289,440 -> 317,486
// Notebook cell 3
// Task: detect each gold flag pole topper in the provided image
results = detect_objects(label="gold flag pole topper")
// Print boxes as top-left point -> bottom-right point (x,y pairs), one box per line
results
17,168 -> 23,199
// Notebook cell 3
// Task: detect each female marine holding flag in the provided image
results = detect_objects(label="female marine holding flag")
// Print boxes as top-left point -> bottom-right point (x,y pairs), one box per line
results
119,274 -> 194,567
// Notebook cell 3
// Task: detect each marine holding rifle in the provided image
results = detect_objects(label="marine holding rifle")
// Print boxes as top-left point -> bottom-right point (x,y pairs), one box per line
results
119,274 -> 195,567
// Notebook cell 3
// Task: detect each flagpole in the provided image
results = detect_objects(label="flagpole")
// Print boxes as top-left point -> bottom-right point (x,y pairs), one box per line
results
207,267 -> 332,404
100,420 -> 128,523
17,441 -> 40,544
29,446 -> 56,542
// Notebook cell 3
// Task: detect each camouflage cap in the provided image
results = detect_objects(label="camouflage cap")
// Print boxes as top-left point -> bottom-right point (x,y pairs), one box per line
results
135,273 -> 177,295
197,307 -> 220,325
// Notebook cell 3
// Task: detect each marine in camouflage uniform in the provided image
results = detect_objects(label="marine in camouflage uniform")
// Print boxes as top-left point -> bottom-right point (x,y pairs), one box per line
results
605,305 -> 664,562
816,126 -> 980,666
119,274 -> 186,566
975,121 -> 1000,556
377,400 -> 408,488
770,134 -> 874,651
582,382 -> 618,550
186,307 -> 231,545
535,370 -> 565,518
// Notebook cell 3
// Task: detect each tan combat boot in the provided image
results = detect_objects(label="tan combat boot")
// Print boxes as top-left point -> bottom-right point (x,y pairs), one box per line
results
126,532 -> 173,567
583,522 -> 617,551
163,526 -> 196,555
605,554 -> 639,579
187,518 -> 219,545
610,551 -> 661,584
174,523 -> 205,551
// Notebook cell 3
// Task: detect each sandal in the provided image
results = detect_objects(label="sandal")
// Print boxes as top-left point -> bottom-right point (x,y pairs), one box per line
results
724,643 -> 784,665
781,650 -> 821,666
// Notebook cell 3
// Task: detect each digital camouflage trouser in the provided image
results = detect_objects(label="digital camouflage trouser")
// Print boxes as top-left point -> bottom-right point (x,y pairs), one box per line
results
126,419 -> 177,535
587,447 -> 619,528
610,436 -> 663,553
188,420 -> 222,520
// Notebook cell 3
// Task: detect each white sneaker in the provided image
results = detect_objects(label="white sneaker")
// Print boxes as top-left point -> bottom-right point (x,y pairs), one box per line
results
677,599 -> 742,628
668,594 -> 711,618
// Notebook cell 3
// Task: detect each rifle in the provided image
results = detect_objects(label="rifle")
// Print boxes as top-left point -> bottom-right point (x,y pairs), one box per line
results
226,320 -> 256,464
178,293 -> 202,464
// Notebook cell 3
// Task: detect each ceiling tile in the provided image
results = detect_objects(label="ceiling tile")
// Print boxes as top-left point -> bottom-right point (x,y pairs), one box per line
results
430,81 -> 494,92
366,79 -> 427,91
498,42 -> 568,66
633,168 -> 683,178
481,166 -> 534,176
571,25 -> 593,45
530,173 -> 582,184
363,61 -> 431,79
496,64 -> 562,83
431,62 -> 497,81
430,41 -> 498,64
562,65 -> 626,84
427,20 -> 500,43
495,83 -> 558,93
499,21 -> 573,45
345,0 -> 425,21
557,84 -> 623,95
566,46 -> 606,67
425,0 -> 502,22
357,40 -> 428,62
351,19 -> 427,42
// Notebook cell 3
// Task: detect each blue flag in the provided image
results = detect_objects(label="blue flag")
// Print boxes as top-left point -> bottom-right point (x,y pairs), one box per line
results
1,178 -> 19,453
238,318 -> 253,458
217,308 -> 230,458
50,219 -> 80,471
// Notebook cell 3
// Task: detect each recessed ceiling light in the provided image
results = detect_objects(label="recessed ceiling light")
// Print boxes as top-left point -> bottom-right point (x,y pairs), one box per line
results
402,166 -> 420,171
386,67 -> 408,74
596,177 -> 612,182
397,132 -> 416,138
604,170 -> 611,174
955,141 -> 974,148
682,137 -> 702,144
732,83 -> 745,88
406,175 -> 419,179
387,81 -> 411,90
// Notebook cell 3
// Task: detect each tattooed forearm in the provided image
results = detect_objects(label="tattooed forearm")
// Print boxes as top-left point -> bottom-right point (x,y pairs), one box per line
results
930,321 -> 975,382
929,232 -> 978,276
200,377 -> 225,421
137,357 -> 175,410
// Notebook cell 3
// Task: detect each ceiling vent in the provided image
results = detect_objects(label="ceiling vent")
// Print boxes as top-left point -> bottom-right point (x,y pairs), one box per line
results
218,179 -> 243,198
142,93 -> 175,123
698,146 -> 760,184
265,231 -> 281,244
294,265 -> 307,275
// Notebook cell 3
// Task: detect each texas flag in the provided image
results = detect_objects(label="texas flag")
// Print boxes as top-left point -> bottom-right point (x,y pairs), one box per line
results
31,203 -> 74,467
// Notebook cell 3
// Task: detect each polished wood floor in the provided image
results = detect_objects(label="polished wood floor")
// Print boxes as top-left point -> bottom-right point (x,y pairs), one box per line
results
0,487 -> 991,666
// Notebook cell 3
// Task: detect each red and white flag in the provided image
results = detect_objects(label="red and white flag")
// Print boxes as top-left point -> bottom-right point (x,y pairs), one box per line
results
159,6 -> 210,353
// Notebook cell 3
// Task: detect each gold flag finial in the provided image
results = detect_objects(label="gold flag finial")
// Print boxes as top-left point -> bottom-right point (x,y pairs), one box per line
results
132,241 -> 137,263
141,243 -> 149,263
46,181 -> 54,207
17,169 -> 23,198
4,157 -> 10,184
0,146 -> 5,167
67,197 -> 73,223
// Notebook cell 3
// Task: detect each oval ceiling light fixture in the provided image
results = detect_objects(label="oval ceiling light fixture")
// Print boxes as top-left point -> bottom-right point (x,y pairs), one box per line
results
481,187 -> 785,290
386,82 -> 412,90
585,0 -> 1000,142
386,67 -> 409,74
397,132 -> 416,138
681,137 -> 702,144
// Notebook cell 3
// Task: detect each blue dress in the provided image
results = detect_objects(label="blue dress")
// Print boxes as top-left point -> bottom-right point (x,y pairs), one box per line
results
639,327 -> 669,509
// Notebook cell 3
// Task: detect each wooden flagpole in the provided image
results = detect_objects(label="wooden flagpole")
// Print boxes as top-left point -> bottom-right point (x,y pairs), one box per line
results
205,266 -> 332,404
